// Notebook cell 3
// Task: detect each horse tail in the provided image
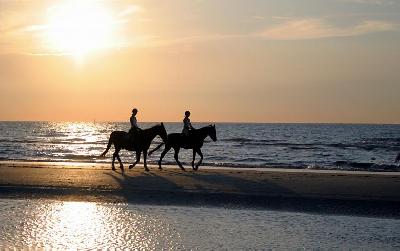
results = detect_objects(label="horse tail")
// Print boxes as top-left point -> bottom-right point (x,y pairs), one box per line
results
148,142 -> 164,156
100,133 -> 113,156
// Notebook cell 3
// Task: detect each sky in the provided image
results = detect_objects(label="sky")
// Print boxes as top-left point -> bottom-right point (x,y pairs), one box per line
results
0,0 -> 399,123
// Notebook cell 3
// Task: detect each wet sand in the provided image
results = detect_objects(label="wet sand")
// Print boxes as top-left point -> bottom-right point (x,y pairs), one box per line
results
1,161 -> 400,217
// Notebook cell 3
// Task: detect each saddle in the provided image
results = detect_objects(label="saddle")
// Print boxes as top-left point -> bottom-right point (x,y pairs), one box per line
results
126,128 -> 142,148
180,131 -> 194,148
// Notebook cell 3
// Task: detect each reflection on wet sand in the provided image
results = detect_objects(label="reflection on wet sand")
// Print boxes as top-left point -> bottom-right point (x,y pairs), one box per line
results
1,199 -> 400,249
4,200 -> 183,249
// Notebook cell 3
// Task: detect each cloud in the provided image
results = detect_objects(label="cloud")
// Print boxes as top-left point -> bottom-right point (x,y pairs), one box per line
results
255,18 -> 398,40
338,0 -> 397,5
131,33 -> 240,48
117,5 -> 142,17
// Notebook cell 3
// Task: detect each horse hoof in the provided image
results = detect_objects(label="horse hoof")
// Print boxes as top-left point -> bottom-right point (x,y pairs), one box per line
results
112,167 -> 116,171
129,165 -> 134,169
158,167 -> 163,170
145,168 -> 150,172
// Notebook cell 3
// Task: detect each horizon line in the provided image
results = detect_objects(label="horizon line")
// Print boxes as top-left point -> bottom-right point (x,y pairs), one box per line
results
0,120 -> 399,126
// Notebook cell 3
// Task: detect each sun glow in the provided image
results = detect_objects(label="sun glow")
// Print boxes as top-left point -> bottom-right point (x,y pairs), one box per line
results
45,1 -> 115,59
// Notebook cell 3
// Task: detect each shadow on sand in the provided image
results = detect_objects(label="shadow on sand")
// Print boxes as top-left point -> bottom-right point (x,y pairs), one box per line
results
0,167 -> 399,219
98,169 -> 400,219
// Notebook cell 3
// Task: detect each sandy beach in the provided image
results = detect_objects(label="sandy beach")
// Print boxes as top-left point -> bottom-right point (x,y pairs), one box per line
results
0,161 -> 399,217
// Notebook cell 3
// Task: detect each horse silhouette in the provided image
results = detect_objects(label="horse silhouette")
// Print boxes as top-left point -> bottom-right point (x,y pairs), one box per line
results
149,125 -> 217,171
101,123 -> 167,171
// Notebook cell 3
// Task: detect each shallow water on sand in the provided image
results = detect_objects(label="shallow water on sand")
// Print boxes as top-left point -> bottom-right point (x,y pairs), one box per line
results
0,199 -> 399,249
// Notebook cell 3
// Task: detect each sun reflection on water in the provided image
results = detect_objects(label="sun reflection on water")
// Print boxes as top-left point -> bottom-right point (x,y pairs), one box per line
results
25,122 -> 117,162
42,202 -> 103,248
15,201 -> 183,249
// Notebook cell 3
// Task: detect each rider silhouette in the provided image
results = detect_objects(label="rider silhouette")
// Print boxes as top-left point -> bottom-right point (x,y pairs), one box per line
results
182,111 -> 194,136
129,108 -> 141,142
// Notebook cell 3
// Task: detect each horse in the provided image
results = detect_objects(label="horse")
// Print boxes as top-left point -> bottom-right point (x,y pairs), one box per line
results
149,125 -> 217,171
100,123 -> 167,171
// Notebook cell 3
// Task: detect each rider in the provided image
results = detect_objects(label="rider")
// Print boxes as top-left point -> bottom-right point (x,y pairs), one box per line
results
129,108 -> 141,142
182,110 -> 194,136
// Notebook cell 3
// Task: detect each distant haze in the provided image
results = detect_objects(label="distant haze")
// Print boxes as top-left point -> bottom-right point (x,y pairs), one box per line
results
0,0 -> 399,123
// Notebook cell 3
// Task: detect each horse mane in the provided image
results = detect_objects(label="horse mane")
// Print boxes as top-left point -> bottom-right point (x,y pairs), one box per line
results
199,124 -> 214,129
146,123 -> 163,130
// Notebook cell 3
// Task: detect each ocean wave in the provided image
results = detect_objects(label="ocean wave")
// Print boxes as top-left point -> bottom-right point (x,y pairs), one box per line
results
224,140 -> 398,151
289,146 -> 321,150
0,137 -> 397,152
365,137 -> 400,143
222,137 -> 253,143
235,157 -> 268,163
334,161 -> 400,171
0,139 -> 107,145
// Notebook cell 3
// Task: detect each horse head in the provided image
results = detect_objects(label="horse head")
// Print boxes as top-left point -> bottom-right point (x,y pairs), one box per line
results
208,124 -> 217,141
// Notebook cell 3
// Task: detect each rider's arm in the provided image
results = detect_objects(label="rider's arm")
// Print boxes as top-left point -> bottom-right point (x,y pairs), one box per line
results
188,119 -> 194,130
130,116 -> 137,128
184,117 -> 193,129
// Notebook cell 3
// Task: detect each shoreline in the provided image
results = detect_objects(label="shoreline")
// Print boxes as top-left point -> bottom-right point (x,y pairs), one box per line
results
1,160 -> 399,175
0,161 -> 400,218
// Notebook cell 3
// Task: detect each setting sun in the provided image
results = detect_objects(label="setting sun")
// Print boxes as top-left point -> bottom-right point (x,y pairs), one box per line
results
45,1 -> 115,58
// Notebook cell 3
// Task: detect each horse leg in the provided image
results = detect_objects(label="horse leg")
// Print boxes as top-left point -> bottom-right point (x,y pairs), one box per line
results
129,151 -> 141,169
174,147 -> 185,171
158,145 -> 171,170
115,149 -> 123,170
112,148 -> 120,171
191,149 -> 196,170
194,148 -> 203,171
116,155 -> 124,170
143,150 -> 149,172
112,151 -> 116,170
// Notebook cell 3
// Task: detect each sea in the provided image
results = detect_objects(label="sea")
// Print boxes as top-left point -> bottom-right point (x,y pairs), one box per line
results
0,121 -> 399,171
